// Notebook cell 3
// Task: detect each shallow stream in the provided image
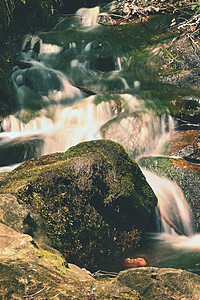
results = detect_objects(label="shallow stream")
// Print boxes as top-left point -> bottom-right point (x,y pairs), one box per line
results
0,5 -> 200,274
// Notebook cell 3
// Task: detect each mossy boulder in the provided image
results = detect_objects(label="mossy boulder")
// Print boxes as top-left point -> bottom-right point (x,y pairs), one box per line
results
117,267 -> 200,300
0,140 -> 157,269
139,156 -> 200,231
0,222 -> 144,299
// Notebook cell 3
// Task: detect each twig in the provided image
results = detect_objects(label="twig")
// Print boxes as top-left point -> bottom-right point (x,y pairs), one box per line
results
92,270 -> 118,278
187,33 -> 200,57
24,286 -> 45,298
50,292 -> 62,299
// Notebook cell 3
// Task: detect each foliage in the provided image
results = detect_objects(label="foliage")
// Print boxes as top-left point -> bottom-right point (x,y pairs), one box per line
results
192,0 -> 200,13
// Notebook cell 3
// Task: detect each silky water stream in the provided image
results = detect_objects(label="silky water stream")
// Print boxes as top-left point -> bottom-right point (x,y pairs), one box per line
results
0,5 -> 200,274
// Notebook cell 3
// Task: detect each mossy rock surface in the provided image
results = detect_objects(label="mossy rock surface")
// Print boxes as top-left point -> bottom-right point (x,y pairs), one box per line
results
117,267 -> 200,300
139,156 -> 200,231
0,140 -> 157,269
0,222 -> 143,300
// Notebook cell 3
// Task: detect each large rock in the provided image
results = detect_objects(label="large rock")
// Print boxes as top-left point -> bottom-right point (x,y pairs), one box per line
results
0,140 -> 157,268
117,267 -> 200,300
0,137 -> 44,167
0,222 -> 95,300
0,222 -> 143,299
139,156 -> 200,231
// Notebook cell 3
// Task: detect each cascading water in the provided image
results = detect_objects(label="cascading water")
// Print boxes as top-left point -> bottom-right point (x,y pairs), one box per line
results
76,6 -> 100,26
1,3 -> 200,273
142,169 -> 195,237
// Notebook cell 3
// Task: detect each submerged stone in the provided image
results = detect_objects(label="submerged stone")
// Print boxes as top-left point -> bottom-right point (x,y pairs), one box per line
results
0,140 -> 157,268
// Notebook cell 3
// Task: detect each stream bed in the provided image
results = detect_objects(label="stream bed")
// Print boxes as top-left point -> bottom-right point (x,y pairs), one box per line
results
0,4 -> 200,275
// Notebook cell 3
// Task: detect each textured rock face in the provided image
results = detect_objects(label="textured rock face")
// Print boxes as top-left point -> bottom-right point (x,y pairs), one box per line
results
0,222 -> 96,300
0,140 -> 157,268
117,267 -> 200,300
0,194 -> 47,242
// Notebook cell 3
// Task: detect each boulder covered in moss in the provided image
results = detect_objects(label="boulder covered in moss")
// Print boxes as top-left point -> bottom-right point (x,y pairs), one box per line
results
0,221 -> 145,299
0,222 -> 95,300
117,267 -> 200,300
139,156 -> 200,231
0,139 -> 157,269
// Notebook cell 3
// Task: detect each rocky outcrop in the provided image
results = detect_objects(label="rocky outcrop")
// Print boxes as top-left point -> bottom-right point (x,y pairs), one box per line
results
1,221 -> 200,299
0,222 -> 96,300
117,267 -> 200,300
0,140 -> 157,269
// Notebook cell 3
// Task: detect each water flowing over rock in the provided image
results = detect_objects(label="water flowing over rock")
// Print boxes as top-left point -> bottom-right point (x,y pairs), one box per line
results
76,6 -> 100,26
139,156 -> 200,232
0,140 -> 157,268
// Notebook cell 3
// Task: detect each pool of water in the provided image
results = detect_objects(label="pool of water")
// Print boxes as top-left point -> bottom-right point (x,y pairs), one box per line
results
102,233 -> 200,276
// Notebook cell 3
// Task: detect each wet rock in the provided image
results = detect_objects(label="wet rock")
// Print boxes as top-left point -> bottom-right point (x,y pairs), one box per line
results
159,36 -> 200,127
139,156 -> 200,231
0,137 -> 44,167
0,140 -> 157,268
117,267 -> 200,300
166,130 -> 200,163
89,41 -> 117,72
0,223 -> 96,300
24,67 -> 63,96
100,112 -> 172,158
171,96 -> 200,127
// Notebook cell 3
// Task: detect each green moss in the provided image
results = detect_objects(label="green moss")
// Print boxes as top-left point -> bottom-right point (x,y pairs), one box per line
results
0,140 -> 157,268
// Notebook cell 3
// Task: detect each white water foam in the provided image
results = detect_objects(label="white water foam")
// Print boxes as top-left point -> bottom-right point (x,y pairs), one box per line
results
76,6 -> 100,27
142,169 -> 194,237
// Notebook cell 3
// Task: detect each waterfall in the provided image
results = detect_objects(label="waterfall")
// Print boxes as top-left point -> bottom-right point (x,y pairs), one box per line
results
142,169 -> 195,237
1,96 -> 113,157
76,6 -> 100,26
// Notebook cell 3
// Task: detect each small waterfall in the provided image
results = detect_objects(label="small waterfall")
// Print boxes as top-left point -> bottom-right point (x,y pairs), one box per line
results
76,6 -> 100,26
142,169 -> 195,237
101,95 -> 175,159
21,35 -> 42,61
1,96 -> 113,157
